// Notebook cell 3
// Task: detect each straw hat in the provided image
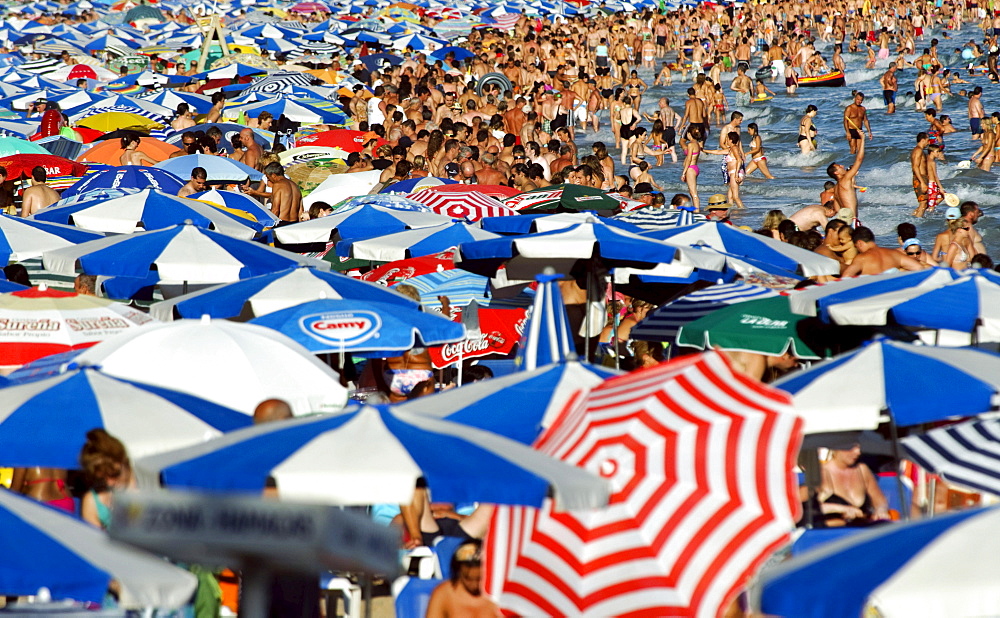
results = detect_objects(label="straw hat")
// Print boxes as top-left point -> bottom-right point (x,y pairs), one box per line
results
834,208 -> 855,223
944,193 -> 960,208
706,194 -> 731,209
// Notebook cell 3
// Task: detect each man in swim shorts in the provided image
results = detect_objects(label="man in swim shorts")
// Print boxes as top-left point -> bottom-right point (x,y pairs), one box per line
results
843,91 -> 872,154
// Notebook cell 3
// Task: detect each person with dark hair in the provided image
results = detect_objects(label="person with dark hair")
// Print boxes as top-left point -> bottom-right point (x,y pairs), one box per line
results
80,428 -> 132,530
3,263 -> 29,286
178,167 -> 208,198
842,226 -> 927,276
171,102 -> 195,131
74,274 -> 98,296
206,92 -> 225,123
827,133 -> 865,222
426,539 -> 499,617
120,134 -> 157,166
245,162 -> 302,223
21,166 -> 58,217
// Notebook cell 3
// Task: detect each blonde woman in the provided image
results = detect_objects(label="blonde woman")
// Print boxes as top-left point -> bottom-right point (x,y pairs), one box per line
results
943,218 -> 974,270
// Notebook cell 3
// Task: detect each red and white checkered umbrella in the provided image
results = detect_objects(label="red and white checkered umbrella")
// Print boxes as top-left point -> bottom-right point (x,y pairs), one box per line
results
483,351 -> 803,617
407,188 -> 518,222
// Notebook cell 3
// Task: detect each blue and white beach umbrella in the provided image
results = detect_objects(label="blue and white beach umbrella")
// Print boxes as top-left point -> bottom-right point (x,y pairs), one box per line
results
903,417 -> 1000,498
30,188 -> 260,239
772,339 -> 1000,434
249,298 -> 465,354
614,207 -> 707,230
337,222 -> 499,262
788,267 -> 955,321
516,272 -> 574,371
402,360 -> 617,445
232,96 -> 347,125
43,223 -> 327,284
135,402 -> 609,509
0,214 -> 103,262
154,153 -> 264,183
631,282 -> 779,343
754,506 -> 1000,618
189,188 -> 278,226
274,204 -> 454,245
149,265 -> 418,321
0,490 -> 197,606
61,166 -> 184,198
0,367 -> 252,468
480,212 -> 642,235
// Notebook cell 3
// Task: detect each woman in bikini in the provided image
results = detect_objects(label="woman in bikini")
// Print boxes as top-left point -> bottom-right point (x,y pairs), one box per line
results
119,135 -> 158,166
679,125 -> 706,212
943,218 -> 974,270
817,442 -> 890,527
744,122 -> 775,179
10,467 -> 74,514
643,118 -> 675,165
80,428 -> 134,530
798,105 -> 819,154
704,131 -> 747,210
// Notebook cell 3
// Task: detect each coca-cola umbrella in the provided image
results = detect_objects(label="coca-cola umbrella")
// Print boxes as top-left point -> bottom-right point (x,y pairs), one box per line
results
428,301 -> 527,369
0,154 -> 87,179
358,249 -> 457,286
407,188 -> 519,222
483,351 -> 804,617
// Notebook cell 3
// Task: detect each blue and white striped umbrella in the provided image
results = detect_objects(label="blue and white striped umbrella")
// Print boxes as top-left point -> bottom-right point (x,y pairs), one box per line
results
380,176 -> 458,194
338,222 -> 499,262
154,153 -> 264,183
643,221 -> 840,279
189,188 -> 278,227
334,194 -> 433,213
136,402 -> 609,508
250,297 -> 465,354
62,166 -> 184,198
0,214 -> 103,262
390,32 -> 448,50
903,418 -> 1000,498
480,212 -> 642,235
631,282 -> 779,343
231,96 -> 346,124
516,272 -> 574,371
788,268 -> 954,321
43,223 -> 327,284
149,265 -> 417,321
274,204 -> 454,245
754,506 -> 1000,618
243,71 -> 316,95
0,367 -> 252,468
30,188 -> 260,239
138,89 -> 214,114
402,360 -> 617,445
614,207 -> 707,230
402,269 -> 490,313
0,489 -> 197,606
772,339 -> 1000,434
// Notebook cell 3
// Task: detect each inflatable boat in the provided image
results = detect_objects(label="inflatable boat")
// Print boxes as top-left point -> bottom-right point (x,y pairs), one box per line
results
798,70 -> 846,87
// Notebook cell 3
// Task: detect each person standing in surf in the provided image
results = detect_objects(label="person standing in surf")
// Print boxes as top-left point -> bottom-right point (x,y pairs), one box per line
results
843,92 -> 872,155
828,137 -> 866,224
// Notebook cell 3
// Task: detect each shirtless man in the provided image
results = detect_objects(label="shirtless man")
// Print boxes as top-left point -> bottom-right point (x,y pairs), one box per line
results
789,200 -> 837,232
842,226 -> 926,276
239,128 -> 263,171
425,541 -> 498,618
843,91 -> 872,154
20,166 -> 59,217
246,162 -> 302,223
879,65 -> 898,114
679,87 -> 708,139
827,136 -> 865,221
177,167 -> 207,198
171,103 -> 196,131
718,111 -> 743,150
730,65 -> 752,108
910,132 -> 930,217
969,86 -> 984,140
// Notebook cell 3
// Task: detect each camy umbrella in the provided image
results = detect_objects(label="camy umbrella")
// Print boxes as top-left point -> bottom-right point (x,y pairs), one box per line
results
0,490 -> 197,607
753,506 -> 1000,618
135,402 -> 610,509
0,366 -> 252,468
249,298 -> 465,355
149,265 -> 418,322
483,351 -> 803,617
0,287 -> 154,369
407,188 -> 518,222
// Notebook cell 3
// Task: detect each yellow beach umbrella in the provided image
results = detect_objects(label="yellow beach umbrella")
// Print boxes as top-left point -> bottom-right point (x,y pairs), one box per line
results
76,112 -> 164,132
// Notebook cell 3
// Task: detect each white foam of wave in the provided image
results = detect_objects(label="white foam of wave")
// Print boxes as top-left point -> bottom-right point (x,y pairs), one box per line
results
764,149 -> 838,168
845,68 -> 886,85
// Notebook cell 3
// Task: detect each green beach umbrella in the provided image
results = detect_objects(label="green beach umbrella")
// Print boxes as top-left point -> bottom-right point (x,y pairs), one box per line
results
514,183 -> 623,212
675,296 -> 824,359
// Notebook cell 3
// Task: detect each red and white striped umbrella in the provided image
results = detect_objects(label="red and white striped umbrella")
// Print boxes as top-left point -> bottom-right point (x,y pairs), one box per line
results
483,351 -> 803,617
0,287 -> 155,369
407,188 -> 518,222
422,183 -> 519,200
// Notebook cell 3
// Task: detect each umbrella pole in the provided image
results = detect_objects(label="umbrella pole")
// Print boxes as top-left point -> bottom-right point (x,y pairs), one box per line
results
238,563 -> 272,618
584,260 -> 593,362
887,410 -> 910,521
457,346 -> 463,387
611,278 -> 620,370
